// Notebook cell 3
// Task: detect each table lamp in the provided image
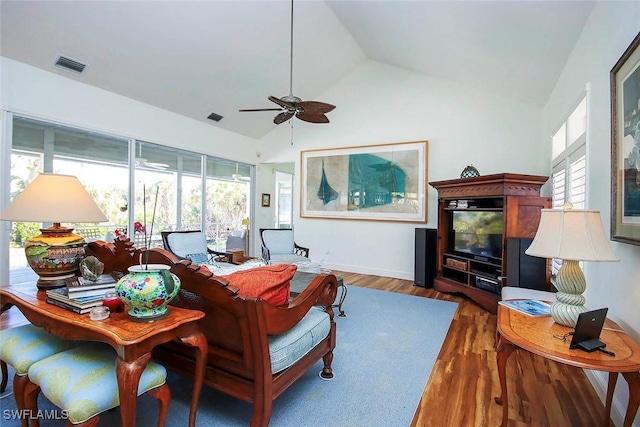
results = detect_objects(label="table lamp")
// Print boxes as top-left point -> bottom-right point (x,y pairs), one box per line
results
525,205 -> 619,327
0,173 -> 108,290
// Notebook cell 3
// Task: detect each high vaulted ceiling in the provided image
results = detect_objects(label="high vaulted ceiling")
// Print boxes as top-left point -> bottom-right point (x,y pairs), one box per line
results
1,0 -> 595,140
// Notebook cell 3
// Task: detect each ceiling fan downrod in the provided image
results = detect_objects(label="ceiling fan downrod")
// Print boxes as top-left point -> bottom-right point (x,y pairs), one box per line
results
238,0 -> 335,126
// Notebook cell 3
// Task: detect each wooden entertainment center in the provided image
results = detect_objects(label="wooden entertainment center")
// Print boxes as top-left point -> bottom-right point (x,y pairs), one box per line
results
429,173 -> 551,314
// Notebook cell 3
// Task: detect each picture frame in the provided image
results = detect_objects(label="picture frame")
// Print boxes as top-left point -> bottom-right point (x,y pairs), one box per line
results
611,32 -> 640,245
300,140 -> 428,222
261,193 -> 271,208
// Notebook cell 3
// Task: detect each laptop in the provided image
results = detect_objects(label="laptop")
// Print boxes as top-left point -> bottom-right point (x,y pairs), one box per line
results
569,308 -> 608,352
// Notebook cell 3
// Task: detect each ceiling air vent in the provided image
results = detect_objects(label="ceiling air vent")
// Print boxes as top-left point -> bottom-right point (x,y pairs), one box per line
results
207,112 -> 223,122
53,55 -> 87,75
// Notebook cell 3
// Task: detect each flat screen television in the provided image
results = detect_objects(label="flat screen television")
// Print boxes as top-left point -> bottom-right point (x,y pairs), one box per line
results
450,211 -> 503,261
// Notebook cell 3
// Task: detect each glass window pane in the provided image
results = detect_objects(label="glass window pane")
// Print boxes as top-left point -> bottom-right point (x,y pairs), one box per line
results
552,124 -> 566,160
182,173 -> 203,230
205,158 -> 251,250
135,141 -> 178,247
567,97 -> 587,144
12,118 -> 131,245
9,151 -> 43,269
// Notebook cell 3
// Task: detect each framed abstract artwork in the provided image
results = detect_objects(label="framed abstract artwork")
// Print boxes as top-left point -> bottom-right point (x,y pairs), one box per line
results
300,140 -> 428,222
611,31 -> 640,245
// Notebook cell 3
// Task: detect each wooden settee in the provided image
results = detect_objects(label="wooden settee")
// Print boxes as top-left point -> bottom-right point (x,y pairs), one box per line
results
86,238 -> 339,427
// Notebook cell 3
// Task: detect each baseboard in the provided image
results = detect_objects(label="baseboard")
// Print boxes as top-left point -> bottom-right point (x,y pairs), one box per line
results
321,262 -> 413,281
584,369 -> 629,427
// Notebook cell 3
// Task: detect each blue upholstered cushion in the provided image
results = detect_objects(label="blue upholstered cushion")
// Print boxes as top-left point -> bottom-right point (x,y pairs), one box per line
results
186,252 -> 209,264
262,230 -> 295,255
268,307 -> 330,374
28,344 -> 167,424
0,324 -> 76,375
166,231 -> 209,258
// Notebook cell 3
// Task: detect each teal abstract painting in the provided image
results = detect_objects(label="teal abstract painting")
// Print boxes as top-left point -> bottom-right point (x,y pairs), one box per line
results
302,141 -> 427,222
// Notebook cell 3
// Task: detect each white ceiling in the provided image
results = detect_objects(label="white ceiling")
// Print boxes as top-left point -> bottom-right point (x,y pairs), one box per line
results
1,0 -> 595,140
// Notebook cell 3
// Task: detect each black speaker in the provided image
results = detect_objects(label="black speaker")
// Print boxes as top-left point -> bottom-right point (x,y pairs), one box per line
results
505,237 -> 547,290
414,228 -> 437,288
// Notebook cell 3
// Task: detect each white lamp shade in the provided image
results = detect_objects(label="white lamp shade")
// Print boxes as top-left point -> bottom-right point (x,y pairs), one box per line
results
525,208 -> 619,262
0,173 -> 108,223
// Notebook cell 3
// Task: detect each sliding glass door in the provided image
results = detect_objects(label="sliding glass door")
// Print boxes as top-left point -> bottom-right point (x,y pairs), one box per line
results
4,115 -> 254,282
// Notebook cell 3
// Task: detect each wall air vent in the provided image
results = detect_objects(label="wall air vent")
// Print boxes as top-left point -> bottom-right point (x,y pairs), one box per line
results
53,55 -> 87,75
207,112 -> 223,122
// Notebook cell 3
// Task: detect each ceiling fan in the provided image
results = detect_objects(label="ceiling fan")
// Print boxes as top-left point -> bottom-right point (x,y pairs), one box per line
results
136,143 -> 169,170
239,0 -> 335,125
232,163 -> 250,181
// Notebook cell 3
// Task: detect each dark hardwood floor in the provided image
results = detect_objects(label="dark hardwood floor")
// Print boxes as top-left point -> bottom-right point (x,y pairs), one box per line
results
336,271 -> 607,427
2,269 -> 607,426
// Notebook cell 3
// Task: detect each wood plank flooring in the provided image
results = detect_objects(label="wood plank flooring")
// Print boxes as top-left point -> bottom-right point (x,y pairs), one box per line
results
2,270 -> 608,426
336,271 -> 607,427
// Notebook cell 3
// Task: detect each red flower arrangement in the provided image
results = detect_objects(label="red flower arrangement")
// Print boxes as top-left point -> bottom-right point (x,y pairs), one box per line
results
134,221 -> 146,234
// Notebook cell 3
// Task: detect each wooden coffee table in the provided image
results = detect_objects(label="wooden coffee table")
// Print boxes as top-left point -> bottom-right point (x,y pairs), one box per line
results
290,271 -> 347,317
495,304 -> 640,427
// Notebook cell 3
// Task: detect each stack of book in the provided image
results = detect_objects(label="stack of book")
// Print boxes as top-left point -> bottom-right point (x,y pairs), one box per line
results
66,274 -> 118,298
45,274 -> 119,314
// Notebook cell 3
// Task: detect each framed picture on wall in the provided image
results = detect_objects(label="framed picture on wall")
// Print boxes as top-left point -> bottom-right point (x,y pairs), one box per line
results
300,140 -> 428,222
611,31 -> 640,245
261,193 -> 271,207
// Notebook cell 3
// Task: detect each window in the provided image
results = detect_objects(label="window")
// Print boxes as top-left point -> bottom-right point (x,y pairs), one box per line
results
549,88 -> 589,275
551,92 -> 588,209
6,115 -> 254,277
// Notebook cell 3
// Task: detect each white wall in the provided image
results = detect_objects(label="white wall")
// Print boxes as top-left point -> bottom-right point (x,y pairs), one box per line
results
0,58 -> 260,164
258,60 -> 548,278
543,3 -> 640,425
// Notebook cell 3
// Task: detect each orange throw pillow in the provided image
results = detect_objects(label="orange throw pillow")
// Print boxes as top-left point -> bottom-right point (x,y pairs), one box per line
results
221,264 -> 296,307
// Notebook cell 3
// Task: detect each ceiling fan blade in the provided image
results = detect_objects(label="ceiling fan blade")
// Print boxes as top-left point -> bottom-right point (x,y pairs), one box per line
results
269,96 -> 295,110
239,108 -> 282,112
274,111 -> 295,124
296,113 -> 330,124
297,101 -> 336,114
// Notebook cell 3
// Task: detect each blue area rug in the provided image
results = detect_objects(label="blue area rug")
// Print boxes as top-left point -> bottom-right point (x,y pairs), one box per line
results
0,285 -> 457,426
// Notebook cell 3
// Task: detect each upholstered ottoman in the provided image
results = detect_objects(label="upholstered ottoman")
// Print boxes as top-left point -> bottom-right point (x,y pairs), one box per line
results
25,344 -> 170,426
0,324 -> 76,412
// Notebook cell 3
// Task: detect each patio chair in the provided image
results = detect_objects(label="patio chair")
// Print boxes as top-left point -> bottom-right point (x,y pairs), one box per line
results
161,230 -> 232,264
260,228 -> 309,264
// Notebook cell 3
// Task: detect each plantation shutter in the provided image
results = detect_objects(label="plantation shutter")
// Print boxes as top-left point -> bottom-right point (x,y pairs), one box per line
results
549,90 -> 588,278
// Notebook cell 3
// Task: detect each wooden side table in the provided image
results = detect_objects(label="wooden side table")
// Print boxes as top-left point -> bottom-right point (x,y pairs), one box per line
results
495,305 -> 640,427
0,284 -> 207,427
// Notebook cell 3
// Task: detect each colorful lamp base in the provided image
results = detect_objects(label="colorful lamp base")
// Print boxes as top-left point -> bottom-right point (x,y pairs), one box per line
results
25,225 -> 86,291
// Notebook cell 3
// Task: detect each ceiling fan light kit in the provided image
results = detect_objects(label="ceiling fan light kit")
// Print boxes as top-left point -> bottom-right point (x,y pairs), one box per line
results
239,0 -> 335,125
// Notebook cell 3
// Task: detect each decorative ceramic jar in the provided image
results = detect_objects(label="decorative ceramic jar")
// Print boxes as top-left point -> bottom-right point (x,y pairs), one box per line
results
115,264 -> 180,321
24,228 -> 86,289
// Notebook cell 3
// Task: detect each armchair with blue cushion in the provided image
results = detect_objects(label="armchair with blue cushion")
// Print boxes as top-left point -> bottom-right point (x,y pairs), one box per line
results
161,230 -> 232,264
260,228 -> 310,264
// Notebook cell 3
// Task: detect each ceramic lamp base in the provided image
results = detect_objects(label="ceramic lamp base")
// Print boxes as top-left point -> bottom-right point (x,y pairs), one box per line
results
550,260 -> 587,327
36,276 -> 75,291
25,225 -> 86,291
